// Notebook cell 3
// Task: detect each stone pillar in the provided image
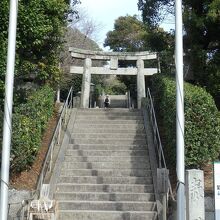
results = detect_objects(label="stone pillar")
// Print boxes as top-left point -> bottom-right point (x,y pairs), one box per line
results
186,169 -> 205,220
137,58 -> 145,109
81,58 -> 92,108
56,86 -> 60,103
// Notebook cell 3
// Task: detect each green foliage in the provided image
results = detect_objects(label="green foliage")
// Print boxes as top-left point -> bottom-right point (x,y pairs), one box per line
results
138,0 -> 220,105
138,0 -> 173,27
15,0 -> 69,84
104,15 -> 147,52
94,78 -> 127,98
183,0 -> 220,99
10,85 -> 55,173
0,0 -> 80,173
104,14 -> 174,101
104,80 -> 127,95
104,15 -> 173,53
0,0 -> 80,97
150,75 -> 220,167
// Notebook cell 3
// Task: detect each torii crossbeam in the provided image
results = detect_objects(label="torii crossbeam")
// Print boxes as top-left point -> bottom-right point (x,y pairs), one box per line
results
69,47 -> 160,108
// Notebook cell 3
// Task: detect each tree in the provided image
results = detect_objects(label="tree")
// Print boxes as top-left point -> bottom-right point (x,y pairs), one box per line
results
138,0 -> 220,106
138,0 -> 174,27
0,0 -> 80,104
104,15 -> 147,52
104,15 -> 174,86
183,0 -> 220,103
59,27 -> 102,96
70,7 -> 104,42
104,14 -> 173,56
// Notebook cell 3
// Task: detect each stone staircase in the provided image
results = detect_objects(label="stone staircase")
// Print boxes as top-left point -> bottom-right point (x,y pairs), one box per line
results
54,108 -> 157,220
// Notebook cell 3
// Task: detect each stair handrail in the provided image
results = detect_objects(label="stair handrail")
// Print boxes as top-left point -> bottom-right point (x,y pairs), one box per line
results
145,88 -> 175,200
16,87 -> 73,220
36,86 -> 73,195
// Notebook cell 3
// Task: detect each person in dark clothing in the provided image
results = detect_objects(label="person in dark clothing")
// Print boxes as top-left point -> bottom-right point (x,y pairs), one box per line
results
104,95 -> 110,108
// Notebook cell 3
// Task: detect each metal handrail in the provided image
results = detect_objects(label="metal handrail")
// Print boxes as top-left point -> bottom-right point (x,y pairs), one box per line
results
16,87 -> 73,220
36,86 -> 73,193
147,89 -> 167,169
145,88 -> 175,200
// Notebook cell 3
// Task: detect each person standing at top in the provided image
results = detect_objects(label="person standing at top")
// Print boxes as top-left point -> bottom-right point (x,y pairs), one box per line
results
104,95 -> 110,108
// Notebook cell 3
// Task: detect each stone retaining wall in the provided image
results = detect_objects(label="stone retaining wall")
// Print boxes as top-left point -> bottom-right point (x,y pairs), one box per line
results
8,189 -> 33,220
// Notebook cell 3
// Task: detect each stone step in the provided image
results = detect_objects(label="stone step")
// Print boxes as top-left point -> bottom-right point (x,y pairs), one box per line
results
72,128 -> 145,134
57,210 -> 157,220
61,161 -> 151,169
77,111 -> 143,117
64,156 -> 148,163
65,150 -> 149,157
74,120 -> 143,125
57,200 -> 156,212
56,184 -> 154,193
70,139 -> 147,145
76,115 -> 143,120
55,192 -> 155,202
71,133 -> 146,139
77,108 -> 141,114
60,169 -> 152,177
68,144 -> 147,151
54,108 -> 158,219
58,176 -> 153,185
73,124 -> 145,130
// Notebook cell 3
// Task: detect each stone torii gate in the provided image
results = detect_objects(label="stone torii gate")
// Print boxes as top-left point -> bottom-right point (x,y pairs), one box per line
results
69,47 -> 159,109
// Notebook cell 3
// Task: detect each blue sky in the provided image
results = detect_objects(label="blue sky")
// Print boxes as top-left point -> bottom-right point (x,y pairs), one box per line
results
79,0 -> 174,49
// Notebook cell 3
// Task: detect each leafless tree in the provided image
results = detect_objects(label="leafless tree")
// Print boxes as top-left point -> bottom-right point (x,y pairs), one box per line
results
69,6 -> 104,42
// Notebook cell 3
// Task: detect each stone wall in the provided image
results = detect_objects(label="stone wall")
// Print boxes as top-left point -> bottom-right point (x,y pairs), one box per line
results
205,196 -> 214,220
8,189 -> 33,220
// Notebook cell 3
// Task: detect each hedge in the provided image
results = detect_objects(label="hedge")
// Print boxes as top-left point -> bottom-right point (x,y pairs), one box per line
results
10,85 -> 55,173
149,75 -> 220,168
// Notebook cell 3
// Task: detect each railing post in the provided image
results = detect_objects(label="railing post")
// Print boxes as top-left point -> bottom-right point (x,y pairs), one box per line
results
56,85 -> 60,103
57,119 -> 62,145
64,107 -> 67,126
70,87 -> 73,108
157,52 -> 161,74
49,145 -> 53,172
127,91 -> 131,109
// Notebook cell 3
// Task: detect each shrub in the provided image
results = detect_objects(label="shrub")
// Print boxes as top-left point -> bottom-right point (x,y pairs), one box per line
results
10,85 -> 54,173
149,75 -> 220,168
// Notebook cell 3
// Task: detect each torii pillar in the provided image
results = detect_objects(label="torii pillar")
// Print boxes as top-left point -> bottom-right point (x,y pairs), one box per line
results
137,58 -> 146,109
69,47 -> 159,109
81,58 -> 92,108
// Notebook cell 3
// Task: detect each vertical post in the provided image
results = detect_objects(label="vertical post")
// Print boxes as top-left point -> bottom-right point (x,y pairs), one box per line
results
157,53 -> 161,74
162,194 -> 167,220
80,58 -> 92,108
56,63 -> 61,103
186,169 -> 205,220
175,0 -> 185,220
70,87 -> 73,108
157,168 -> 169,220
137,58 -> 145,109
0,1 -> 18,219
58,119 -> 62,145
56,86 -> 60,103
214,162 -> 220,220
